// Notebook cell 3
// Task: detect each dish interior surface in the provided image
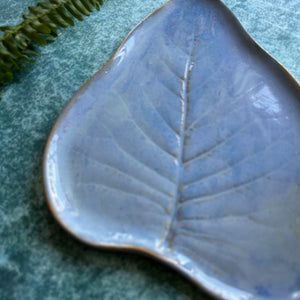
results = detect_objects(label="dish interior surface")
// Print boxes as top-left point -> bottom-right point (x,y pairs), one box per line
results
44,0 -> 300,299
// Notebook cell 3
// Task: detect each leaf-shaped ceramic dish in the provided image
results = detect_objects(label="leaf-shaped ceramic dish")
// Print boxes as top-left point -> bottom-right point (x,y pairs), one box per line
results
43,0 -> 300,299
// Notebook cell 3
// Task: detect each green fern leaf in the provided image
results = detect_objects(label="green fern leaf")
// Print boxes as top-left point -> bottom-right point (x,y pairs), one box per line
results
0,44 -> 16,59
0,0 -> 106,88
0,26 -> 18,33
55,6 -> 75,26
38,16 -> 58,31
71,0 -> 91,16
0,71 -> 13,82
2,37 -> 23,57
23,49 -> 40,57
14,33 -> 30,49
80,0 -> 94,12
0,58 -> 12,71
64,2 -> 85,20
48,12 -> 69,28
21,25 -> 48,44
89,0 -> 100,10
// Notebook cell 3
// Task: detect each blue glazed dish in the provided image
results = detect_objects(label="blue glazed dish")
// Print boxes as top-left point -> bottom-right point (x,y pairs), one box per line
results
43,0 -> 300,299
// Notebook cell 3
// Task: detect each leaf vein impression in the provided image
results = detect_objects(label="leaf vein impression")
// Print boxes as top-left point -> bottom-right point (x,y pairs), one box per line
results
161,38 -> 197,247
80,182 -> 168,214
118,94 -> 178,159
102,123 -> 176,185
180,161 -> 287,207
181,133 -> 284,188
70,147 -> 172,200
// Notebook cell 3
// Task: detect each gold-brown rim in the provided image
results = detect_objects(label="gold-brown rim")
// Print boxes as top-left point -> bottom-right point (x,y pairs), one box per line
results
43,0 -> 300,299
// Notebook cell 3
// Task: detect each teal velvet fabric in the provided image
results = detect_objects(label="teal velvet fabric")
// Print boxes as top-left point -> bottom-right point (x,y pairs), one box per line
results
0,1 -> 299,299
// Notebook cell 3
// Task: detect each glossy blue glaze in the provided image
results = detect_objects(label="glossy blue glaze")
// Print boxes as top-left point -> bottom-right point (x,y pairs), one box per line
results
44,0 -> 300,299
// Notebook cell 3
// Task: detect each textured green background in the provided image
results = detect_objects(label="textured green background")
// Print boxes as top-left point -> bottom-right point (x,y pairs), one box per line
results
0,0 -> 299,299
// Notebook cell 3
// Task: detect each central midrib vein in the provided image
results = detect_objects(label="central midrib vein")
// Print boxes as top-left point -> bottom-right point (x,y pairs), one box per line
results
160,43 -> 196,248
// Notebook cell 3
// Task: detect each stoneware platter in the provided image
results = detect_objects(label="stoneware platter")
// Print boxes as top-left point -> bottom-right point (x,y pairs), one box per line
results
43,0 -> 300,299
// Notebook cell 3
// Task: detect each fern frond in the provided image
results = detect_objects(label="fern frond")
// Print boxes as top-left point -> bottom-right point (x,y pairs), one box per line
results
0,0 -> 105,87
